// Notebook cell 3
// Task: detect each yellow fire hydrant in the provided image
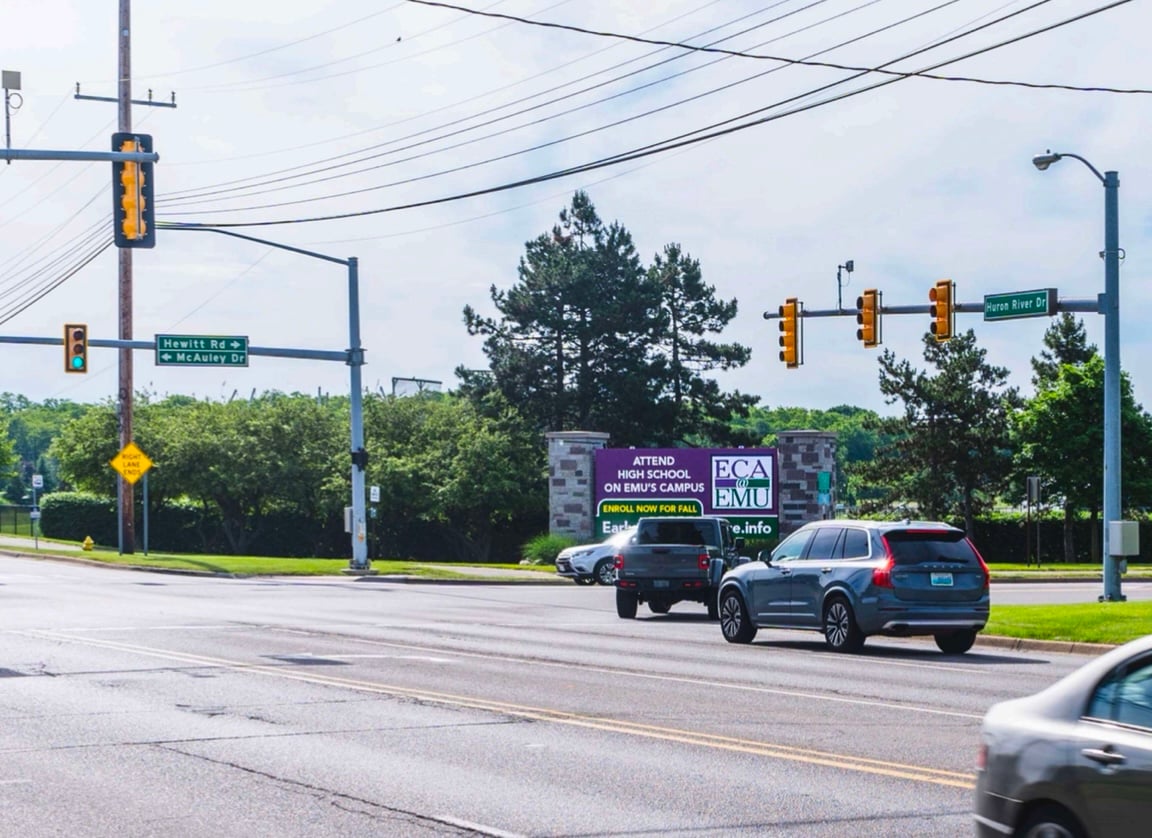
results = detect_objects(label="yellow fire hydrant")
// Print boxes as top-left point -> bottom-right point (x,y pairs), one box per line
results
82,536 -> 94,551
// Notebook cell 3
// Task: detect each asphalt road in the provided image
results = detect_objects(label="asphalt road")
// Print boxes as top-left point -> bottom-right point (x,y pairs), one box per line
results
0,555 -> 1133,837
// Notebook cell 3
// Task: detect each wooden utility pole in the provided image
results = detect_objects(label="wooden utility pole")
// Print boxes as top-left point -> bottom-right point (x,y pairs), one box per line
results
118,0 -> 135,553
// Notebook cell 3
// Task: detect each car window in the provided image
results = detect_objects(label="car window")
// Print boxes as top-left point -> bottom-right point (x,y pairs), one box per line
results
805,528 -> 842,560
841,528 -> 870,559
1086,655 -> 1152,731
772,529 -> 815,563
883,530 -> 978,566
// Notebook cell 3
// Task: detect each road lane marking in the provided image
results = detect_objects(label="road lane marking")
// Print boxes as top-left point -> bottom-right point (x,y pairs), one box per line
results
19,630 -> 975,790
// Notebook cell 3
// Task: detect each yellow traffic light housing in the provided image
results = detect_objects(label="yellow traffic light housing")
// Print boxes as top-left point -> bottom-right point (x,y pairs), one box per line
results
778,297 -> 802,368
929,279 -> 954,342
856,288 -> 881,348
64,323 -> 88,374
112,132 -> 155,248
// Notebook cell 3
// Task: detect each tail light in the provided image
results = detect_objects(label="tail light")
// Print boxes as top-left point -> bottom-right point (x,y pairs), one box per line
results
872,543 -> 894,589
698,552 -> 710,571
613,553 -> 624,570
969,539 -> 990,589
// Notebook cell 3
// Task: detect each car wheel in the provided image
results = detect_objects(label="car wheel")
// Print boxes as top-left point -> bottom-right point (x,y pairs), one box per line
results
648,598 -> 670,614
594,559 -> 616,586
615,589 -> 638,619
573,575 -> 595,586
934,629 -> 977,654
719,589 -> 758,644
823,597 -> 864,653
1018,804 -> 1086,838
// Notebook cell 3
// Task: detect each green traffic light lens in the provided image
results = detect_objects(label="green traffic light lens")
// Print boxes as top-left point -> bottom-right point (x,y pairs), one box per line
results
71,357 -> 84,370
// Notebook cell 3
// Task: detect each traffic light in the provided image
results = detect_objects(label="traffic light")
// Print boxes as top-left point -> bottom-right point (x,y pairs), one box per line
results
64,323 -> 88,374
929,279 -> 954,341
778,297 -> 802,368
112,132 -> 155,249
856,288 -> 881,348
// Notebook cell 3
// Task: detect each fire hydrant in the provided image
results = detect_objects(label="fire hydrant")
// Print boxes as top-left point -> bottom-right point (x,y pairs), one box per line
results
82,536 -> 94,551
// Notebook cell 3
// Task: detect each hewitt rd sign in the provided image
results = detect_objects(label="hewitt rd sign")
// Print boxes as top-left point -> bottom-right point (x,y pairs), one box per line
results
156,334 -> 249,367
983,289 -> 1057,321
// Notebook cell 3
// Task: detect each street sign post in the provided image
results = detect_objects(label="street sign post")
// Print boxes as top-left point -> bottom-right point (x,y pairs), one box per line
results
983,289 -> 1057,321
155,334 -> 249,367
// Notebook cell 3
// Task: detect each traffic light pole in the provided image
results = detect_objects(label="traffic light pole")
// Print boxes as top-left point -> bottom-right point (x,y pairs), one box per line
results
118,0 -> 135,554
158,223 -> 372,573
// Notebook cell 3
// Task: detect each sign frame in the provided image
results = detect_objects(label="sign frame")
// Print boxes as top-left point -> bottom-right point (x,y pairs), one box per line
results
983,289 -> 1057,321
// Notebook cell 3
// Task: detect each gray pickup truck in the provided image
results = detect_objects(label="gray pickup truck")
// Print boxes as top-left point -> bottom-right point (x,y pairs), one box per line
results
613,516 -> 745,619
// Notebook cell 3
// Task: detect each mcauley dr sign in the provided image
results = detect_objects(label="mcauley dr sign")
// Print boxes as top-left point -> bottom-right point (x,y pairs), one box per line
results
594,448 -> 779,541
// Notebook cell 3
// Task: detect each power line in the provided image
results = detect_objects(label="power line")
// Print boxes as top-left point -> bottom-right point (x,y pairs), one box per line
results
408,0 -> 1146,94
160,0 -> 826,199
161,0 -> 1121,230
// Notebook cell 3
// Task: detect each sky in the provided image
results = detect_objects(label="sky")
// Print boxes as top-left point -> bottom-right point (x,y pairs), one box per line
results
1,0 -> 1150,422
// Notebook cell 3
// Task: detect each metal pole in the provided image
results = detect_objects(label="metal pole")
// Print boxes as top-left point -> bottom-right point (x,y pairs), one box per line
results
1102,170 -> 1123,601
347,256 -> 369,570
117,0 -> 136,554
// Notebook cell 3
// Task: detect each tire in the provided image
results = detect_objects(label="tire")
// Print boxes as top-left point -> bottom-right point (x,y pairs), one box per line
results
594,559 -> 616,586
615,589 -> 638,619
648,598 -> 671,614
1018,804 -> 1085,838
934,629 -> 977,655
823,597 -> 865,653
706,592 -> 720,621
573,576 -> 595,586
719,589 -> 758,644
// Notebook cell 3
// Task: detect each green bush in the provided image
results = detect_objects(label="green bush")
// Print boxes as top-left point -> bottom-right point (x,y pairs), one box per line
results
520,532 -> 579,565
40,491 -> 117,545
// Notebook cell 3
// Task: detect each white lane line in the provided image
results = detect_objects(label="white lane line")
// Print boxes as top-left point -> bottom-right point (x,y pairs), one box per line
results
434,815 -> 526,838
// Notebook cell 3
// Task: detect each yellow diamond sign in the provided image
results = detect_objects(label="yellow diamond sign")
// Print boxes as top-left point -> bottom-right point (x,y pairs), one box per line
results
110,441 -> 153,485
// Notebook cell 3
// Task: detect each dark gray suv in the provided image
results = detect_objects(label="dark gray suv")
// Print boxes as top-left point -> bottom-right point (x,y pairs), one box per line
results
717,519 -> 990,653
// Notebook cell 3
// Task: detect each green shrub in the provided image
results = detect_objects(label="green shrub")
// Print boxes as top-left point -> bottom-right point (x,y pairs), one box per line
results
40,491 -> 116,545
520,532 -> 579,565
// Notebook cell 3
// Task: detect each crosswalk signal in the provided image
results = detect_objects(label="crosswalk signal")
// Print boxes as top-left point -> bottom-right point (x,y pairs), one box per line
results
929,279 -> 954,341
778,297 -> 802,368
112,132 -> 156,249
64,323 -> 88,374
856,288 -> 881,348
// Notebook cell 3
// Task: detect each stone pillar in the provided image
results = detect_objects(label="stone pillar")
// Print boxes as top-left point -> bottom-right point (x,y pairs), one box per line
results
546,431 -> 610,540
777,430 -> 837,536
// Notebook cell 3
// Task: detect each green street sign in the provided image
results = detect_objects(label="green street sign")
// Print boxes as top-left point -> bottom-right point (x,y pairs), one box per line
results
984,289 -> 1057,321
155,334 -> 249,367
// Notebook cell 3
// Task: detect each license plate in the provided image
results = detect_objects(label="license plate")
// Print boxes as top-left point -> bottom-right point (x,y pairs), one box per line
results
653,580 -> 670,589
930,572 -> 954,587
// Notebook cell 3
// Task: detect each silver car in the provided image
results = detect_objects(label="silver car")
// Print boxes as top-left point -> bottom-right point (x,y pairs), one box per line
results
717,519 -> 990,653
555,527 -> 636,586
974,634 -> 1152,838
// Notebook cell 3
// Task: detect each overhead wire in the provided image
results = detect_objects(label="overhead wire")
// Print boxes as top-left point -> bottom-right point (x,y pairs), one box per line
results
160,0 -> 826,199
167,0 -> 728,167
408,0 -> 1146,93
160,0 -> 1125,229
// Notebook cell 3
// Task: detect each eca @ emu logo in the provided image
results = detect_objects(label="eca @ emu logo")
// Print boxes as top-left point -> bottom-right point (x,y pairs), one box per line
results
712,455 -> 774,511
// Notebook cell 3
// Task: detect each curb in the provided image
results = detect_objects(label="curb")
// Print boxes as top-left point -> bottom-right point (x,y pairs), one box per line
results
975,634 -> 1119,655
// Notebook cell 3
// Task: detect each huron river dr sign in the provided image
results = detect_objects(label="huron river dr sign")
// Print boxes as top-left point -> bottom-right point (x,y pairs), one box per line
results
155,334 -> 249,367
983,289 -> 1057,321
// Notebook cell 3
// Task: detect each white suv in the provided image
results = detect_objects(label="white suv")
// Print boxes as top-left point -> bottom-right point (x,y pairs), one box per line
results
555,527 -> 637,586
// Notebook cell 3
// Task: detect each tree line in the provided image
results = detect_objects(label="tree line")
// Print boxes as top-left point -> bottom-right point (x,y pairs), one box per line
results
3,191 -> 1151,563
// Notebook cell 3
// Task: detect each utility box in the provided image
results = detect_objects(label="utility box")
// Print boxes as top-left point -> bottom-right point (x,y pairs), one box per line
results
344,506 -> 354,534
1109,521 -> 1139,557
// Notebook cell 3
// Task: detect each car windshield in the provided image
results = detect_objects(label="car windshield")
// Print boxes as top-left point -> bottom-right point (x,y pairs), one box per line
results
884,530 -> 977,566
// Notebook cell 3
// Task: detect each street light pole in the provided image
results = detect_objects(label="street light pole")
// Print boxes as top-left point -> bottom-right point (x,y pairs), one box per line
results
1032,150 -> 1123,601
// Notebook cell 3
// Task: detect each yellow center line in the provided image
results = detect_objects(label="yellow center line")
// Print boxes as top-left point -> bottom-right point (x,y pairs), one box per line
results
23,630 -> 975,790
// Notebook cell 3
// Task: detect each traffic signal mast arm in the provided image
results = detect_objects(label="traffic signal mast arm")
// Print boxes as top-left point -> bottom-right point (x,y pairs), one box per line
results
763,301 -> 989,320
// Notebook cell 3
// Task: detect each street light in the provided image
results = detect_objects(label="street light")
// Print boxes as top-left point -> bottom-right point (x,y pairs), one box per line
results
1032,149 -> 1124,601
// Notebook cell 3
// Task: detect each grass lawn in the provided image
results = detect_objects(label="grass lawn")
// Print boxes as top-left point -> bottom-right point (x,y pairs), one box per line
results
986,600 -> 1152,646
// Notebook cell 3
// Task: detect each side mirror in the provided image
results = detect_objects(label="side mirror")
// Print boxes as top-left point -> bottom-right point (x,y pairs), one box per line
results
757,548 -> 773,565
734,537 -> 745,550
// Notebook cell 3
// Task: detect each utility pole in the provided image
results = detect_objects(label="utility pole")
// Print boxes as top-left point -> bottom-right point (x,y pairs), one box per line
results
117,0 -> 136,553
